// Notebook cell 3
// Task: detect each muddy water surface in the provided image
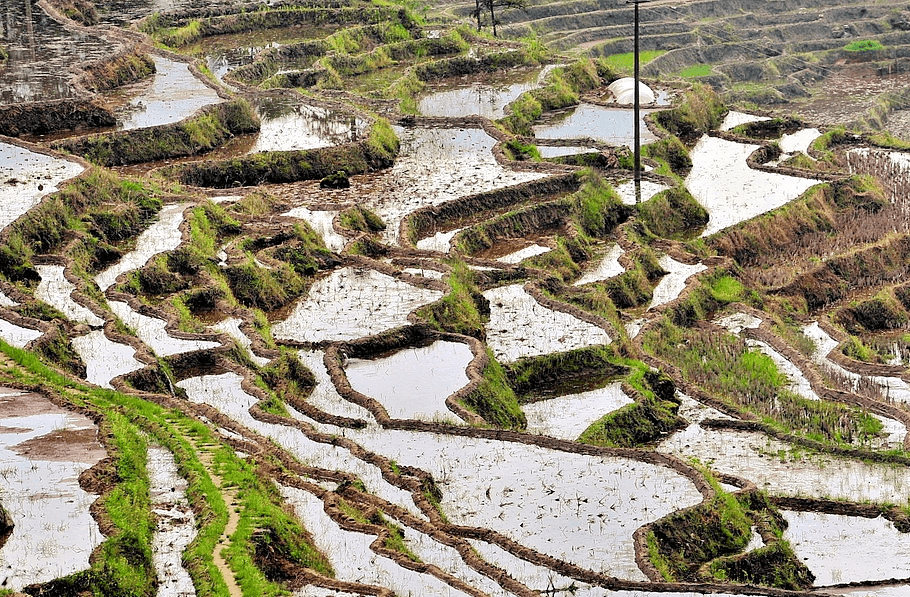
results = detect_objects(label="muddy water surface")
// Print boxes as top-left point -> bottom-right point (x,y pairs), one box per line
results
0,142 -> 84,233
250,99 -> 365,153
364,127 -> 547,244
282,206 -> 346,252
686,135 -> 820,237
658,424 -> 910,503
0,388 -> 105,590
483,284 -> 610,363
574,244 -> 624,285
116,56 -> 222,131
532,104 -> 657,148
0,0 -> 113,103
272,267 -> 443,343
782,510 -> 910,586
35,264 -> 105,326
522,381 -> 633,440
0,317 -> 42,348
418,65 -> 555,119
279,484 -> 474,597
109,300 -> 220,357
344,340 -> 472,423
95,203 -> 188,292
71,330 -> 145,389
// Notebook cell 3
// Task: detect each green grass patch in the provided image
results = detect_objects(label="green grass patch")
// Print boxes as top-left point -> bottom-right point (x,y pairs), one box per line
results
460,350 -> 526,429
416,260 -> 486,339
844,39 -> 885,52
601,50 -> 664,73
679,64 -> 712,78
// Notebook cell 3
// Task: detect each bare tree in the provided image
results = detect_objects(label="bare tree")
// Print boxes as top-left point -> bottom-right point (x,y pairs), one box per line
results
477,0 -> 527,37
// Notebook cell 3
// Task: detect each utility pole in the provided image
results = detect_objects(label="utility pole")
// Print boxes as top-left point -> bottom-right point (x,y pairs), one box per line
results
628,0 -> 648,204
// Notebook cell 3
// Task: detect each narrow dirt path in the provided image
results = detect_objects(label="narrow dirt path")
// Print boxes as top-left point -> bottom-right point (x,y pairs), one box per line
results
196,445 -> 243,597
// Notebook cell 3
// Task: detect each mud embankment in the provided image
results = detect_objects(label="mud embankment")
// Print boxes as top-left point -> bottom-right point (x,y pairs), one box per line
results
402,174 -> 580,246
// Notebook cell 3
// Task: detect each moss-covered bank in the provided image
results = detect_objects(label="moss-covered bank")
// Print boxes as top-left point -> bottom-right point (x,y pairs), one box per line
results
53,100 -> 260,167
162,119 -> 398,188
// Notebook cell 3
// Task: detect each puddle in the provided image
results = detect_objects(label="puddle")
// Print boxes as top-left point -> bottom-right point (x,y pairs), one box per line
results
344,340 -> 472,423
495,243 -> 551,264
647,255 -> 706,309
401,267 -> 445,280
363,127 -> 546,244
417,65 -> 555,120
719,111 -> 771,132
574,244 -> 625,285
271,267 -> 443,344
177,373 -> 421,517
743,526 -> 764,553
209,317 -> 270,367
0,0 -> 113,103
803,323 -> 910,406
624,318 -> 644,340
685,135 -> 820,237
71,330 -> 145,389
782,510 -> 910,586
279,484 -> 473,597
779,128 -> 821,154
95,203 -> 188,292
148,445 -> 196,597
117,56 -> 222,131
250,100 -> 365,153
415,228 -> 461,253
109,300 -> 220,357
0,389 -> 105,590
657,425 -> 910,503
713,311 -> 762,335
281,206 -> 346,253
613,179 -> 670,206
0,142 -> 84,233
0,316 -> 42,348
482,284 -> 611,363
537,146 -> 598,158
532,104 -> 657,148
34,264 -> 105,327
522,381 -> 633,440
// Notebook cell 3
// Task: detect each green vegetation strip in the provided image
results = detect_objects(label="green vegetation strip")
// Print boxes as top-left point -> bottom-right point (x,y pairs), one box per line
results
0,340 -> 333,596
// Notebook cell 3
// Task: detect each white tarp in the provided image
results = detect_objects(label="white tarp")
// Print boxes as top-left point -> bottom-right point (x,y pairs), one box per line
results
608,77 -> 655,104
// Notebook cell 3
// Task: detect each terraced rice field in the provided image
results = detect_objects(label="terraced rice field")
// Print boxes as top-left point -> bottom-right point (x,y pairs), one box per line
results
3,0 -> 910,595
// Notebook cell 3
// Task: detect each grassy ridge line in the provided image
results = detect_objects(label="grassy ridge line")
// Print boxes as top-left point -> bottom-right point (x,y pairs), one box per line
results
52,100 -> 260,167
162,118 -> 399,188
141,5 -> 414,49
0,339 -> 333,596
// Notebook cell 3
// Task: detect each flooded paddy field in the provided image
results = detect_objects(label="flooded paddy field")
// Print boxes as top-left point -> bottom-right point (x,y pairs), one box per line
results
5,0 -> 910,595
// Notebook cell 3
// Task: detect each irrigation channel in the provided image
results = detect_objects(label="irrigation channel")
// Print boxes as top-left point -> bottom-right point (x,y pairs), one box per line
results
3,1 -> 910,596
